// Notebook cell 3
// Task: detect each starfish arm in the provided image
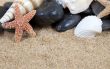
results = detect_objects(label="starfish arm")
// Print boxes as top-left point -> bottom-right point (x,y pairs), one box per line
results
24,23 -> 36,37
2,21 -> 15,29
97,6 -> 110,18
14,3 -> 22,19
23,10 -> 36,23
97,0 -> 109,7
15,27 -> 23,42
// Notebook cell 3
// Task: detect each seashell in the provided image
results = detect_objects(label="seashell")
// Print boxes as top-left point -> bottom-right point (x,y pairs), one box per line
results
0,0 -> 44,23
56,0 -> 93,14
74,16 -> 103,38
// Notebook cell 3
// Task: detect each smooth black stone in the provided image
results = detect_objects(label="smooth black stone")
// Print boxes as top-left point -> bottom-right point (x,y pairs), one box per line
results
63,8 -> 71,14
79,6 -> 94,19
0,23 -> 4,33
3,2 -> 13,11
102,20 -> 110,31
82,7 -> 93,15
54,14 -> 81,32
91,1 -> 104,15
30,1 -> 64,26
0,6 -> 7,32
0,6 -> 7,18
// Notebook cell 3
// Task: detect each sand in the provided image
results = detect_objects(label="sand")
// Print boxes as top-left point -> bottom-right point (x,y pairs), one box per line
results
0,0 -> 110,69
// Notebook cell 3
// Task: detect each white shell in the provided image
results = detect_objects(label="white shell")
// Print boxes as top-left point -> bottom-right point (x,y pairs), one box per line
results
74,16 -> 103,38
56,0 -> 93,14
0,0 -> 44,23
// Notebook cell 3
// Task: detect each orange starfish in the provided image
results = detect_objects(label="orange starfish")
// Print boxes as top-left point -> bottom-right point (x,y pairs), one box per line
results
2,3 -> 36,42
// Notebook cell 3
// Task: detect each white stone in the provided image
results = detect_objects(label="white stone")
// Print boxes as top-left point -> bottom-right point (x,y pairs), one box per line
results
56,0 -> 93,14
74,16 -> 103,38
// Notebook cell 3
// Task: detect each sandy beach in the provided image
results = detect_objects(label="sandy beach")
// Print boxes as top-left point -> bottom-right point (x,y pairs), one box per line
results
0,0 -> 110,69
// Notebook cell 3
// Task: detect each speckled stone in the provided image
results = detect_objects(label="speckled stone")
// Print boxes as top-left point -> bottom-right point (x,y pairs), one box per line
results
91,1 -> 104,15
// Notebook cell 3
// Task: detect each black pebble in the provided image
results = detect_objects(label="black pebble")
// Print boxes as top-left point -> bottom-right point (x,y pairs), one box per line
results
0,6 -> 7,33
82,7 -> 93,15
30,0 -> 64,26
102,20 -> 110,31
3,2 -> 13,11
54,14 -> 81,32
80,7 -> 94,18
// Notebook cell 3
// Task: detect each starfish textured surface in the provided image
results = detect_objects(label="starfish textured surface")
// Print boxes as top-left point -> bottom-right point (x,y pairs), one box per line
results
2,3 -> 36,42
97,0 -> 110,18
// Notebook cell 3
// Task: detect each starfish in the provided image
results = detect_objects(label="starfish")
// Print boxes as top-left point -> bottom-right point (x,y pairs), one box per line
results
97,0 -> 110,18
2,3 -> 36,42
